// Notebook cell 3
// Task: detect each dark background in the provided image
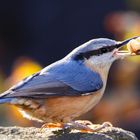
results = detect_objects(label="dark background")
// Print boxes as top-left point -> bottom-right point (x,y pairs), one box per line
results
0,0 -> 126,74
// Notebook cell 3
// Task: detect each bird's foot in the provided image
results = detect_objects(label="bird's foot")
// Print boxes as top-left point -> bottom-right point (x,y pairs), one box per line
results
87,121 -> 112,132
41,122 -> 63,129
63,120 -> 112,133
41,121 -> 112,133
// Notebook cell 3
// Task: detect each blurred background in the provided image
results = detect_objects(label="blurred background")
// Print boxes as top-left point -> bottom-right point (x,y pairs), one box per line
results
0,0 -> 140,138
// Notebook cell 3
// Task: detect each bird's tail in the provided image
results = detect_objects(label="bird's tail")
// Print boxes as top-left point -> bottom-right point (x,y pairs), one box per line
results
0,98 -> 13,104
0,90 -> 13,104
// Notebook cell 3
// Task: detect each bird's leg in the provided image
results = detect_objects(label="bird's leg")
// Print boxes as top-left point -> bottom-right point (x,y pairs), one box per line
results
41,122 -> 64,129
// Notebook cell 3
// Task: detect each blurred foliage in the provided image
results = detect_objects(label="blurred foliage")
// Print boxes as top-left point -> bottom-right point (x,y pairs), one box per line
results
100,8 -> 140,138
4,57 -> 42,89
0,57 -> 42,126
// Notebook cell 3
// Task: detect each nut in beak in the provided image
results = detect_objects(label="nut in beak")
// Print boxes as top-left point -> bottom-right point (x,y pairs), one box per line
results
116,36 -> 140,57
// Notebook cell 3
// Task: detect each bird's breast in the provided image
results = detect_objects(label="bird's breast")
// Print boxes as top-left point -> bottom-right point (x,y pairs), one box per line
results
18,88 -> 104,123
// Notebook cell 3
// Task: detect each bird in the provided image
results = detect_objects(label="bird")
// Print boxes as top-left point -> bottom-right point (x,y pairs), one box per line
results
0,37 -> 138,132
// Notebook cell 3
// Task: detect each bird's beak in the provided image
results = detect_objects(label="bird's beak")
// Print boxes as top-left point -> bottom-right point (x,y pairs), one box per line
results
113,36 -> 140,58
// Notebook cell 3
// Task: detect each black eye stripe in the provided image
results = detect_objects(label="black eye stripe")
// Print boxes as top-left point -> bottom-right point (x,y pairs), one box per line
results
73,37 -> 138,61
74,45 -> 117,60
100,48 -> 108,53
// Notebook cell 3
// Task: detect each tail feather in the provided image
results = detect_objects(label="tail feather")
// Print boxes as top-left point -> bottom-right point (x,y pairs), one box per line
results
0,98 -> 13,104
0,89 -> 14,104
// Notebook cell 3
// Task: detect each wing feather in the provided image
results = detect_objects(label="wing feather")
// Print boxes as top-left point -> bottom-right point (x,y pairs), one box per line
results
1,60 -> 103,98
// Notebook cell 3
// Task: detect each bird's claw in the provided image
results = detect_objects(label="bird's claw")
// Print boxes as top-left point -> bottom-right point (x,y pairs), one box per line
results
41,122 -> 64,129
63,121 -> 112,133
41,121 -> 113,133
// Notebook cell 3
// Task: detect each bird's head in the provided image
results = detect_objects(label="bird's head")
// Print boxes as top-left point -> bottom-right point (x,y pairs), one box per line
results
67,37 -> 138,70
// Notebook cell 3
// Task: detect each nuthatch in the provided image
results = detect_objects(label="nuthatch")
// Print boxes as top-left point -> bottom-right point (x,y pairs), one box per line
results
0,37 -> 138,131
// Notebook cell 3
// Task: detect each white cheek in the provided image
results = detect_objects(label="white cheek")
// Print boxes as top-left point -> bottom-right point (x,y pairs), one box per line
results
89,56 -> 105,65
89,53 -> 113,65
86,53 -> 114,78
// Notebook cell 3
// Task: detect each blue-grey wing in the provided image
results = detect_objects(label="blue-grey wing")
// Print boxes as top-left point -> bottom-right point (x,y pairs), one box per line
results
1,60 -> 103,98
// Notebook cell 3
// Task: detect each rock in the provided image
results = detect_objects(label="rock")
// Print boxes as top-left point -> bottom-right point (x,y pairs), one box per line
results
0,125 -> 138,140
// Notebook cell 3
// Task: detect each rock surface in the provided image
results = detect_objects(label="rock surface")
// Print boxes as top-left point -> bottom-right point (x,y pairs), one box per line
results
0,125 -> 138,140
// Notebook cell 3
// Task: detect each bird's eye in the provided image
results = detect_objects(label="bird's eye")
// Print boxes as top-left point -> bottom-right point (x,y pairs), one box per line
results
100,48 -> 108,54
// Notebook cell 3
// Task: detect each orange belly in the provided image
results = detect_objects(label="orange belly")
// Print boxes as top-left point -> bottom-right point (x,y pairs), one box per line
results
18,90 -> 104,123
